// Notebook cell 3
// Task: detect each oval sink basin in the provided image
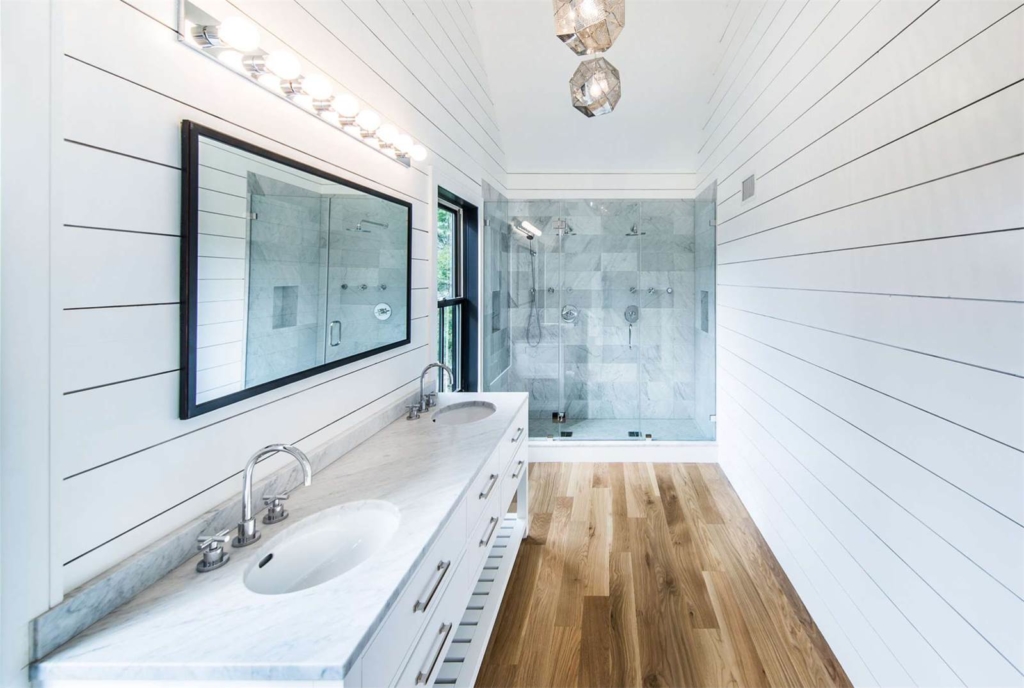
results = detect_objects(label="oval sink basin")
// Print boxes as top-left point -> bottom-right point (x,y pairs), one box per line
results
432,401 -> 497,426
243,500 -> 400,595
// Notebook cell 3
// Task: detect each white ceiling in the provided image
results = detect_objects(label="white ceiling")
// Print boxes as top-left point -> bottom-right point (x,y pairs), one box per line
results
473,0 -> 744,174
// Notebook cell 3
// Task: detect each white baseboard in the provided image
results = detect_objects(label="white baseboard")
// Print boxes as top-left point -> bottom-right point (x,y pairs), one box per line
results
528,440 -> 718,463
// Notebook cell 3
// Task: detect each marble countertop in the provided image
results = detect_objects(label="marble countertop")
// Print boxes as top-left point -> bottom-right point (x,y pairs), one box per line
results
33,392 -> 527,682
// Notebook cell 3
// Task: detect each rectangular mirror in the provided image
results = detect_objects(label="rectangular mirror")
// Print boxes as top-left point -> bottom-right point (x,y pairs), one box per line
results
180,121 -> 412,418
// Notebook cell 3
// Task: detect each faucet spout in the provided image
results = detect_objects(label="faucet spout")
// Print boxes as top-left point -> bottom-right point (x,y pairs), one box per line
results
234,444 -> 312,548
419,362 -> 455,411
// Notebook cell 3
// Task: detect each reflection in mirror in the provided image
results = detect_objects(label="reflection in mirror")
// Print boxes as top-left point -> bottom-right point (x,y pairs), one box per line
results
182,122 -> 411,418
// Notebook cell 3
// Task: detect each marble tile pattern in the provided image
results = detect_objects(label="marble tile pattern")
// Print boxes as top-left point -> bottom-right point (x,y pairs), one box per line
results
244,174 -> 411,387
504,199 -> 697,433
33,392 -> 528,682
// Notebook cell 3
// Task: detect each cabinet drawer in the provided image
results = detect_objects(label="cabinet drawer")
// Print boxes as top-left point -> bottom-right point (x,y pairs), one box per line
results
363,500 -> 467,688
394,558 -> 469,688
499,404 -> 528,471
467,449 -> 501,529
464,492 -> 503,585
501,444 -> 527,514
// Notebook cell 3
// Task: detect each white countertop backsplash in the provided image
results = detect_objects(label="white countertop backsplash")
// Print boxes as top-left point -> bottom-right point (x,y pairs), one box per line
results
33,392 -> 527,682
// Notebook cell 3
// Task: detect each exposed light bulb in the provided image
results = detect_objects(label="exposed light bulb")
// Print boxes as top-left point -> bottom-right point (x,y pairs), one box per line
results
302,73 -> 332,100
219,16 -> 260,52
335,93 -> 360,119
217,50 -> 245,71
377,123 -> 398,146
411,144 -> 428,162
355,109 -> 381,133
394,134 -> 414,154
266,50 -> 301,80
257,72 -> 281,89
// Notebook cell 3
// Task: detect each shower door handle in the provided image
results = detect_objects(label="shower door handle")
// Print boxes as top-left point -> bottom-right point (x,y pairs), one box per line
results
329,321 -> 341,346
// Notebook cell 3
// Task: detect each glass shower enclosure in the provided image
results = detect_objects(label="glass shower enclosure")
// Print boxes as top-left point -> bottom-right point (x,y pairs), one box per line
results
482,189 -> 716,442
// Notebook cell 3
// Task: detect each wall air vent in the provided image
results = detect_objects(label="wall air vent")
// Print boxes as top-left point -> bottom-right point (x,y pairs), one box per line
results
742,174 -> 756,201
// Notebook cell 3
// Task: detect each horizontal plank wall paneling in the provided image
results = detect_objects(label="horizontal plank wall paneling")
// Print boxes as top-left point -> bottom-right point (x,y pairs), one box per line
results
54,0 -> 505,590
505,172 -> 697,200
703,0 -> 1024,686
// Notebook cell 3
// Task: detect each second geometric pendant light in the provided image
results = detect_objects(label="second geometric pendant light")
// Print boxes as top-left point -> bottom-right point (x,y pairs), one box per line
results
554,0 -> 624,117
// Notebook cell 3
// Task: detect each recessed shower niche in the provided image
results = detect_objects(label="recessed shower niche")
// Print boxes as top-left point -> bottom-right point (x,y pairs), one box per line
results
482,188 -> 716,441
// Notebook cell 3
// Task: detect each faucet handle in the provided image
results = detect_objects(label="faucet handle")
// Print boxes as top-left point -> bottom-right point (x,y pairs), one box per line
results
197,529 -> 231,549
426,391 -> 438,408
196,529 -> 231,573
262,493 -> 291,525
406,404 -> 421,420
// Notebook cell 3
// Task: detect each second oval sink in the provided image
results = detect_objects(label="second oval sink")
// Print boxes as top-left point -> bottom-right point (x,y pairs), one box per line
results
432,401 -> 497,425
243,500 -> 400,595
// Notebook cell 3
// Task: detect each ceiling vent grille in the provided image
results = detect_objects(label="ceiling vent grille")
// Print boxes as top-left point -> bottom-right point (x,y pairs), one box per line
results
742,174 -> 756,201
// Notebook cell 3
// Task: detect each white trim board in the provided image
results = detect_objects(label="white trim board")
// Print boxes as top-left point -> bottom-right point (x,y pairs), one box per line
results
528,441 -> 718,463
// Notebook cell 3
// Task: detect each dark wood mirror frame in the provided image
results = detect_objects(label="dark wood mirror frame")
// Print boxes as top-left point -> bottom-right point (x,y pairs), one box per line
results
179,120 -> 413,419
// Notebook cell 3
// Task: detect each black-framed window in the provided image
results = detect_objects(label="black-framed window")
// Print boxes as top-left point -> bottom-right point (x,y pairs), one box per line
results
436,189 -> 479,393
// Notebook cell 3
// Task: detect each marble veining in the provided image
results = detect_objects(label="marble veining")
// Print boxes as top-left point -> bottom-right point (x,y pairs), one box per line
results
32,392 -> 527,682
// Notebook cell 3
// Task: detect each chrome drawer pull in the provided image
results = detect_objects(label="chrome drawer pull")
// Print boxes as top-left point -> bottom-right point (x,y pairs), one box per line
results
480,516 -> 499,547
479,473 -> 499,500
415,621 -> 453,685
511,460 -> 525,480
413,560 -> 451,613
510,427 -> 524,443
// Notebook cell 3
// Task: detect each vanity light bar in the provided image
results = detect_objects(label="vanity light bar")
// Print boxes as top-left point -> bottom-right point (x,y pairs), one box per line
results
179,1 -> 428,166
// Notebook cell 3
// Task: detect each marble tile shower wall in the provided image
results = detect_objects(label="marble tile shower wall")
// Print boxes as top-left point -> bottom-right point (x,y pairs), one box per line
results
482,180 -> 511,391
505,199 -> 696,426
246,187 -> 326,388
325,196 -> 409,362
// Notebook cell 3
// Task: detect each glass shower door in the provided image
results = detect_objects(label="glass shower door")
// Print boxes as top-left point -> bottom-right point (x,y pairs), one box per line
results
557,201 -> 642,440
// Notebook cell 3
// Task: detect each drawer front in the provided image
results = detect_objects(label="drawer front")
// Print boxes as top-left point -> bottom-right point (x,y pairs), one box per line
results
499,404 -> 529,471
395,558 -> 469,688
464,492 -> 503,584
466,449 -> 500,529
363,500 -> 467,688
501,446 -> 527,514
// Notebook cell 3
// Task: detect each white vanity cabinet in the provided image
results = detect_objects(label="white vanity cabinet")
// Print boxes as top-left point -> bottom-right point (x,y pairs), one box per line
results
32,395 -> 529,688
351,401 -> 529,688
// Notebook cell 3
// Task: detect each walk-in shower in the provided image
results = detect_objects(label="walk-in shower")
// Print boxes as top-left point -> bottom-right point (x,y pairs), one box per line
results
482,186 -> 717,442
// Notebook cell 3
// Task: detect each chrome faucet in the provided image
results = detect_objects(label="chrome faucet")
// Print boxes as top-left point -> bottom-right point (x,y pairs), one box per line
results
418,362 -> 454,412
233,444 -> 313,548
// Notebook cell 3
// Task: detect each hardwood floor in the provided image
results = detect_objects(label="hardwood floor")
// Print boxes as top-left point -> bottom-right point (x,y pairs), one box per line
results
476,463 -> 851,688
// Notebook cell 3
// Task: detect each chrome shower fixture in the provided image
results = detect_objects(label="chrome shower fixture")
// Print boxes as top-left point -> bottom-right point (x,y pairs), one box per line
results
512,219 -> 543,239
345,219 -> 389,233
625,224 -> 646,236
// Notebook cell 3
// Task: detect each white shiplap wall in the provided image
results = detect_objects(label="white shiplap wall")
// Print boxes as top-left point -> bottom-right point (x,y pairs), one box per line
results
504,172 -> 697,200
700,1 -> 1024,686
54,0 -> 506,594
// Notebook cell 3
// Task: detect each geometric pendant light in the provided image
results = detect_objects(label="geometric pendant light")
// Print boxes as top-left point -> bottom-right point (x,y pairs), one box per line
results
569,57 -> 621,117
553,0 -> 625,55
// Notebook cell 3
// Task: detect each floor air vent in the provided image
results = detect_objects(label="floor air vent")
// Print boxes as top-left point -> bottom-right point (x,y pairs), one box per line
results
560,431 -> 573,438
628,431 -> 641,438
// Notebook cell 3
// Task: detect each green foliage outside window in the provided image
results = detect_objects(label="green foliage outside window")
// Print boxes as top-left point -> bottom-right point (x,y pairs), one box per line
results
437,207 -> 455,300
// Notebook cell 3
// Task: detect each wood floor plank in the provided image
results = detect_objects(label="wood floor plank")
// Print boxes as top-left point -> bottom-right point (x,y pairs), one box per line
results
609,552 -> 641,688
477,464 -> 852,688
653,463 -> 719,630
548,625 -> 582,688
579,596 -> 613,688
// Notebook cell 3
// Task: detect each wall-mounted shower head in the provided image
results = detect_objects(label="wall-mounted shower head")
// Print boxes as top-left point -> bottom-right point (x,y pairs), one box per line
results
625,224 -> 646,236
512,218 -> 542,239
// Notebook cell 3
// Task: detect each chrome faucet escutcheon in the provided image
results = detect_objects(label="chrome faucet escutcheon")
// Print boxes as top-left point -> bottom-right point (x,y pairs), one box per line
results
233,444 -> 313,548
